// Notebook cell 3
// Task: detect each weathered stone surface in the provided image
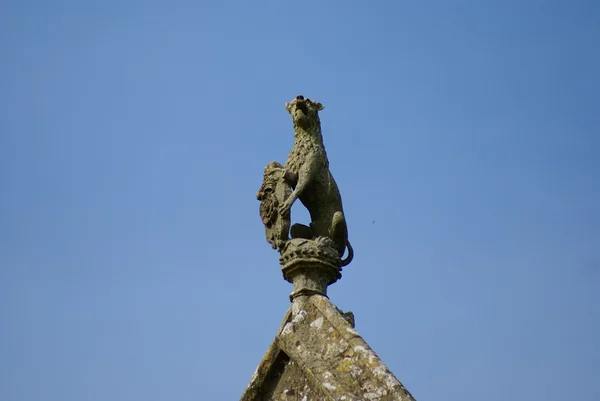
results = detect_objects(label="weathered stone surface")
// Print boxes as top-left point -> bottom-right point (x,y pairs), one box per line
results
279,237 -> 342,301
246,95 -> 415,400
257,95 -> 354,271
279,237 -> 341,269
260,354 -> 325,400
257,161 -> 292,251
240,296 -> 417,401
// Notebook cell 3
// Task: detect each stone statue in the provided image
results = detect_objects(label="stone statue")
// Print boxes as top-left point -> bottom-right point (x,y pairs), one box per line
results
257,161 -> 291,251
257,95 -> 354,299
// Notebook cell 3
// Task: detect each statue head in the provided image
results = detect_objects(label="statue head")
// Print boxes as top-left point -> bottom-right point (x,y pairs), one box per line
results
285,95 -> 324,130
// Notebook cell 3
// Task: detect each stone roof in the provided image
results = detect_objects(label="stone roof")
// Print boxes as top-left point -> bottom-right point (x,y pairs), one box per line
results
240,295 -> 416,401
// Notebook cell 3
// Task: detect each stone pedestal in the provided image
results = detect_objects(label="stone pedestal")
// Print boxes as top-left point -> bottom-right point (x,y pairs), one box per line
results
279,237 -> 342,302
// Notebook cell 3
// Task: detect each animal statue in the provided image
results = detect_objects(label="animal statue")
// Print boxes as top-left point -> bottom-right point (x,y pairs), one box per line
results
278,95 -> 353,267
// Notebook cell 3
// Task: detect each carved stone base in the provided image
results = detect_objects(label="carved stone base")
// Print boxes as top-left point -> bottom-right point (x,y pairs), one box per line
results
280,237 -> 342,302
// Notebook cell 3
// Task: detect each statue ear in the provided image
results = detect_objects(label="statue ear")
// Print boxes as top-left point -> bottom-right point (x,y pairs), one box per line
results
285,102 -> 292,113
316,102 -> 324,111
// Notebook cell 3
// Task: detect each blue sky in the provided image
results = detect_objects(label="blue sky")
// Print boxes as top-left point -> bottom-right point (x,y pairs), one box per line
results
1,1 -> 599,400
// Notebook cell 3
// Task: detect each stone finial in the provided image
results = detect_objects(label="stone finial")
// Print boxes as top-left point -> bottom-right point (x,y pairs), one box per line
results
257,95 -> 354,300
280,237 -> 341,301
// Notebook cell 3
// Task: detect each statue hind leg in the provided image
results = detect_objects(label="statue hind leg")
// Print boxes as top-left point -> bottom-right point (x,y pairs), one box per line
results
330,211 -> 349,257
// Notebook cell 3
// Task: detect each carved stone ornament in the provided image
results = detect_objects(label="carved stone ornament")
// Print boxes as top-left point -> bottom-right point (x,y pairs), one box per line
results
258,95 -> 354,300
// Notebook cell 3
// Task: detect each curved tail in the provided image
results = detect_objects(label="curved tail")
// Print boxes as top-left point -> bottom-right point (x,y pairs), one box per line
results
341,240 -> 354,267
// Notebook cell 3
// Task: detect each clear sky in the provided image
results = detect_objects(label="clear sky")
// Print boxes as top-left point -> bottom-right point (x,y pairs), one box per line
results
1,1 -> 599,400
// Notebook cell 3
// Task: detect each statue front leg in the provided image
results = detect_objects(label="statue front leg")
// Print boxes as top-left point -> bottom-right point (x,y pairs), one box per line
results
278,153 -> 319,217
